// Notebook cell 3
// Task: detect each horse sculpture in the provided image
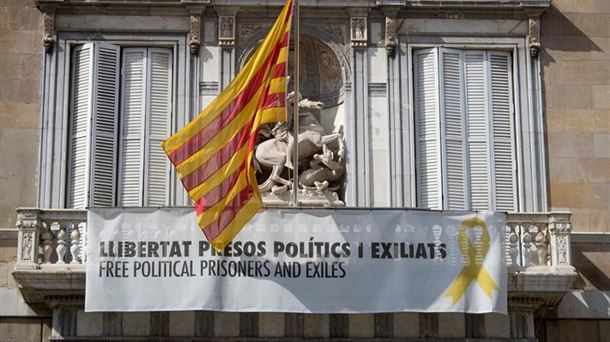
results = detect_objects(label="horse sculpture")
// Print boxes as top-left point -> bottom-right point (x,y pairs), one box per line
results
255,92 -> 344,195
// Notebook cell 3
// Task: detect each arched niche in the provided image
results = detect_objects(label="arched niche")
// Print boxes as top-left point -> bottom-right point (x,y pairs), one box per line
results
237,27 -> 349,135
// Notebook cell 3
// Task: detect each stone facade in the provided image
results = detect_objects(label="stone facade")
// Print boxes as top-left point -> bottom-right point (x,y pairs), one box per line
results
0,0 -> 41,228
0,0 -> 608,341
0,1 -> 49,341
542,0 -> 610,341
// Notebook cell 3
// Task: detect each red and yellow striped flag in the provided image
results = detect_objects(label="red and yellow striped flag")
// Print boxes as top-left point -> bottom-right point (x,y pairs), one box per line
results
162,0 -> 293,251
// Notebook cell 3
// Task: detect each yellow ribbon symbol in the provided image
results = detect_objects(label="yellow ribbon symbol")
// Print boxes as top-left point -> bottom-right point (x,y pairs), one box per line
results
445,216 -> 499,305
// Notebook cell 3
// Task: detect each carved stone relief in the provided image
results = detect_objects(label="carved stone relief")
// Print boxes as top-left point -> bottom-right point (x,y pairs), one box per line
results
219,16 -> 236,47
350,17 -> 367,47
43,11 -> 55,53
189,14 -> 201,54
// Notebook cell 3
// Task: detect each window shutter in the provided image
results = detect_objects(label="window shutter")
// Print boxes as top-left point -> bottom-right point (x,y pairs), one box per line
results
68,44 -> 94,208
90,43 -> 120,207
414,49 -> 442,210
439,49 -> 468,210
118,48 -> 147,206
144,48 -> 172,206
464,51 -> 491,211
489,51 -> 516,211
67,43 -> 119,208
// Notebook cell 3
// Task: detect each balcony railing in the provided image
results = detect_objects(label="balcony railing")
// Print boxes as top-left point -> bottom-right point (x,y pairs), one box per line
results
14,208 -> 574,273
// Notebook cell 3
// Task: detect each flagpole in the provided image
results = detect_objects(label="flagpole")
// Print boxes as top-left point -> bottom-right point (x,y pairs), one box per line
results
291,0 -> 300,207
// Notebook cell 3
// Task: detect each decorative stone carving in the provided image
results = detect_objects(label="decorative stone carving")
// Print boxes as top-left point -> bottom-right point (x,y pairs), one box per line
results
548,212 -> 574,273
528,17 -> 541,58
350,17 -> 367,48
16,209 -> 41,266
255,93 -> 345,206
219,16 -> 236,47
189,14 -> 201,54
385,16 -> 397,57
43,11 -> 55,53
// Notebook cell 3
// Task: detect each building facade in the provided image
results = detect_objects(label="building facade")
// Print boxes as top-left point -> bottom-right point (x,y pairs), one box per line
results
0,0 -> 608,340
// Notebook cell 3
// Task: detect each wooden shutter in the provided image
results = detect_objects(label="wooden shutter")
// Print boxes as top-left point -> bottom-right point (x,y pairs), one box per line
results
118,47 -> 172,206
414,48 -> 442,210
68,44 -> 94,208
464,50 -> 491,211
488,51 -> 516,211
67,43 -> 119,208
144,48 -> 172,206
90,43 -> 120,207
119,48 -> 147,206
439,48 -> 468,210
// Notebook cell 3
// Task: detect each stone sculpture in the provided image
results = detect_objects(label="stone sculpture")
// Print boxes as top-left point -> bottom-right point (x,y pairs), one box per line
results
254,92 -> 345,206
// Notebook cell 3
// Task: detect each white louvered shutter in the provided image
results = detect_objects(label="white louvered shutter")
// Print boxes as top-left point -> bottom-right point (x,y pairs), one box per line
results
464,50 -> 491,211
67,43 -> 119,208
144,48 -> 172,206
488,51 -> 516,211
414,48 -> 442,210
90,44 -> 120,207
68,44 -> 94,208
119,48 -> 146,206
439,49 -> 468,210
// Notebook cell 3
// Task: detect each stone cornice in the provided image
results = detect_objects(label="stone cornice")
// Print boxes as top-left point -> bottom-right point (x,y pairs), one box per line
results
36,0 -> 551,16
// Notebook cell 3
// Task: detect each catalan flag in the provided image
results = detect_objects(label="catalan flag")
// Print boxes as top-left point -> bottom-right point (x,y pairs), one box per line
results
162,0 -> 293,251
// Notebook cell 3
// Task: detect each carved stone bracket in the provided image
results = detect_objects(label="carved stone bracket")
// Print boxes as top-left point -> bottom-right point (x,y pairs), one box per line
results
381,7 -> 400,57
189,14 -> 202,54
528,17 -> 541,58
42,9 -> 56,53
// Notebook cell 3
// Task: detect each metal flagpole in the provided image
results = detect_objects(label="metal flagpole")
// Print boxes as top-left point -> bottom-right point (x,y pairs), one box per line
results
291,0 -> 300,207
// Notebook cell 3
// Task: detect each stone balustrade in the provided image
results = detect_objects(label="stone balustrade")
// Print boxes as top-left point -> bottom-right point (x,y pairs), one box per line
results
505,211 -> 573,274
14,207 -> 573,274
15,208 -> 87,270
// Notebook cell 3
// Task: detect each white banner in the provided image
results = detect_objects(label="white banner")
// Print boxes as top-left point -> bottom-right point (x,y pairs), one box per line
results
85,208 -> 506,313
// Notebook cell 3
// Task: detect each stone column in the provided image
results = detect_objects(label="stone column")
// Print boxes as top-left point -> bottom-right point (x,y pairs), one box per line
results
216,7 -> 239,89
347,8 -> 371,207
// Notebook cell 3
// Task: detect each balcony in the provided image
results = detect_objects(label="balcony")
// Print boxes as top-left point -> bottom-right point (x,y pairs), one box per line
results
12,208 -> 576,309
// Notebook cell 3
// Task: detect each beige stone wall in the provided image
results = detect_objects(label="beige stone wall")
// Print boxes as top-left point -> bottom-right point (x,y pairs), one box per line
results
543,0 -> 610,234
0,0 -> 42,229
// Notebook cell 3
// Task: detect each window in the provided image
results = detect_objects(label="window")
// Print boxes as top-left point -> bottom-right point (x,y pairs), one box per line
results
413,47 -> 516,211
67,43 -> 173,208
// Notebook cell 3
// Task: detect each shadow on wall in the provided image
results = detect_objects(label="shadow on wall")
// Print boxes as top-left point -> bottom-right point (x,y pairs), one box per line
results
571,241 -> 610,291
540,6 -> 603,67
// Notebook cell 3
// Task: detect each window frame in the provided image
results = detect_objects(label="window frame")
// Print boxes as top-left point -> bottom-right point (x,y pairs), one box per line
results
37,32 -> 192,209
400,35 -> 547,212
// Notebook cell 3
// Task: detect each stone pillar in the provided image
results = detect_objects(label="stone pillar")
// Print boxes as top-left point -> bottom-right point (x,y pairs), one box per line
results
347,8 -> 371,207
15,208 -> 41,270
216,7 -> 238,89
548,212 -> 576,274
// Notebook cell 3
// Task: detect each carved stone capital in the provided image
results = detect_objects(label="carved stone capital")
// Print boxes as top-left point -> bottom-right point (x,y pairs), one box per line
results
42,10 -> 56,53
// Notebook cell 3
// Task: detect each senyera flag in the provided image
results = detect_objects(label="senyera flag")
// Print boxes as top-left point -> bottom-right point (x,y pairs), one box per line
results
162,0 -> 293,251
